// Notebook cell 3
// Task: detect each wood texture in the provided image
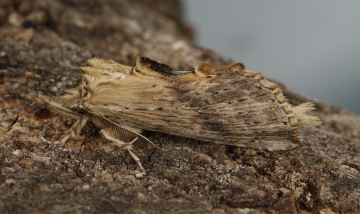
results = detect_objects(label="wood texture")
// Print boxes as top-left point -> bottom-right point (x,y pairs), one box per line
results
0,0 -> 359,213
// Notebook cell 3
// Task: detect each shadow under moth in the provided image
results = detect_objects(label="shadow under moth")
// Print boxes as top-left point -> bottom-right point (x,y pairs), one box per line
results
41,56 -> 321,174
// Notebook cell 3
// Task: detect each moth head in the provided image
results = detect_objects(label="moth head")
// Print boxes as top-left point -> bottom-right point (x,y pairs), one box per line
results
60,79 -> 93,113
56,86 -> 84,114
78,84 -> 92,109
81,85 -> 91,100
75,66 -> 99,110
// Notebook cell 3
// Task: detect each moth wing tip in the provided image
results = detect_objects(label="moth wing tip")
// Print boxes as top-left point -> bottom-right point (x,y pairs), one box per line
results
292,101 -> 322,126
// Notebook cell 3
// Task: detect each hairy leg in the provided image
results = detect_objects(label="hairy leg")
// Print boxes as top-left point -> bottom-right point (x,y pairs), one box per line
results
57,114 -> 88,146
100,129 -> 145,174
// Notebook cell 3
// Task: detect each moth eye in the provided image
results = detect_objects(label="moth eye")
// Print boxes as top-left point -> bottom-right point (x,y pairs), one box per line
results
82,86 -> 90,98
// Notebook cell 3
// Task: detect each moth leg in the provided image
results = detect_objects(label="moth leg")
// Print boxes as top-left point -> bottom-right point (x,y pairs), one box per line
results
39,94 -> 88,145
99,129 -> 145,174
58,115 -> 88,146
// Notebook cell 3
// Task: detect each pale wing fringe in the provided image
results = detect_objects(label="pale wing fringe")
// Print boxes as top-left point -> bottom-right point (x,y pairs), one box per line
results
292,101 -> 322,126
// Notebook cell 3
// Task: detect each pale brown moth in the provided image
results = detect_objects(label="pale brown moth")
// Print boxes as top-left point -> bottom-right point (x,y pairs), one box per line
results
41,57 -> 321,174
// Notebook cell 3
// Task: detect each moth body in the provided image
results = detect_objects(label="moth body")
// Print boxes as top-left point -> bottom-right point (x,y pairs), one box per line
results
42,57 -> 321,173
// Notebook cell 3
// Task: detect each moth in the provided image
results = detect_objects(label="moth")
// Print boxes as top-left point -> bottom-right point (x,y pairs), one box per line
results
41,56 -> 321,174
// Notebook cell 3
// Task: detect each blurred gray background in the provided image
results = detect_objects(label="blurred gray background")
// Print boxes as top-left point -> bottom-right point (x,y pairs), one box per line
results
183,0 -> 360,114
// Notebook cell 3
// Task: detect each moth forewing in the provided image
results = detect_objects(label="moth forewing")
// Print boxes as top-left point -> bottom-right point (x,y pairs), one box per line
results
42,56 -> 321,174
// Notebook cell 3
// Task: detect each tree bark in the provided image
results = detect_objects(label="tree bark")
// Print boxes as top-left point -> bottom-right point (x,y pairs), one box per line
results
0,1 -> 359,213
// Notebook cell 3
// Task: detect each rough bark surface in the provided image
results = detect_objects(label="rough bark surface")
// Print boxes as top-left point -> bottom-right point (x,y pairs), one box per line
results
0,1 -> 359,213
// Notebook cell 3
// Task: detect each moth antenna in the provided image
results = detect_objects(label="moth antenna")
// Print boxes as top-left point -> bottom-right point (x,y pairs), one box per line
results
112,124 -> 157,148
38,94 -> 81,119
92,115 -> 158,148
292,101 -> 322,126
